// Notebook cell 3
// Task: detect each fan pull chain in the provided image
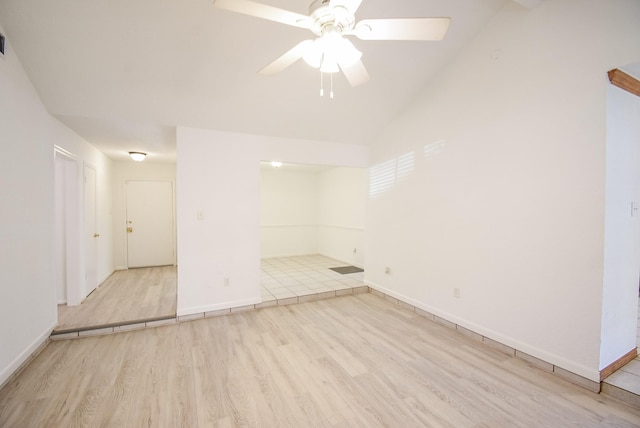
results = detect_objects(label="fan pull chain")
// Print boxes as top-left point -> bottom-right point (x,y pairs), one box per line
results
318,71 -> 335,99
330,73 -> 334,99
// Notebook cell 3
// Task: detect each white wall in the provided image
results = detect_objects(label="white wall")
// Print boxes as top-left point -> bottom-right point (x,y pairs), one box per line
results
260,166 -> 368,263
260,168 -> 319,258
364,0 -> 640,381
111,161 -> 176,269
0,25 -> 112,386
318,167 -> 367,267
601,79 -> 640,368
177,127 -> 368,316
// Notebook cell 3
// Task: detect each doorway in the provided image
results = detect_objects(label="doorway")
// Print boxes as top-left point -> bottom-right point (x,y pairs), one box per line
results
54,147 -> 82,305
259,162 -> 366,265
601,63 -> 640,371
125,180 -> 176,268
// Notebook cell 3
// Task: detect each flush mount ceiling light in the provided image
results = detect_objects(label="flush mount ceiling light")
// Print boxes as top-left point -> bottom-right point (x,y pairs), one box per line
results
129,152 -> 147,162
214,0 -> 451,97
271,161 -> 283,168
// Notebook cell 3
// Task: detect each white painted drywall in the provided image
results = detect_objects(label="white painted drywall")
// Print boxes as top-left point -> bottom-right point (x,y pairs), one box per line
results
176,127 -> 368,315
600,80 -> 640,369
177,128 -> 263,315
364,0 -> 640,381
318,167 -> 367,266
260,168 -> 319,258
260,166 -> 368,262
0,25 -> 112,386
111,161 -> 176,269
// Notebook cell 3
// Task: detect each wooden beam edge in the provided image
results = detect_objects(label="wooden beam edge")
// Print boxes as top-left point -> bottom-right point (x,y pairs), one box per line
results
608,68 -> 640,98
600,347 -> 638,381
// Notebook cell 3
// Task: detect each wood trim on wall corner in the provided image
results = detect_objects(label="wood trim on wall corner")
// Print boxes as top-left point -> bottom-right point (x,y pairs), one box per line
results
608,68 -> 640,98
600,347 -> 638,381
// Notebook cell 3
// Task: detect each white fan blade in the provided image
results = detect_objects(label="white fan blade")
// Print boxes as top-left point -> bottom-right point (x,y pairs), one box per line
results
259,40 -> 314,75
353,17 -> 451,41
329,0 -> 363,14
339,59 -> 369,87
214,0 -> 311,30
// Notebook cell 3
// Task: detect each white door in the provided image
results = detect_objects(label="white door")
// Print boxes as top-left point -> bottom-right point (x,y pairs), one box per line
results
84,164 -> 98,296
126,180 -> 175,268
54,151 -> 82,304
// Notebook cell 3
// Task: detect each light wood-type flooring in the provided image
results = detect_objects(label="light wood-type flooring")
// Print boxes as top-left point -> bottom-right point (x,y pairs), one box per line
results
56,266 -> 177,332
3,293 -> 640,427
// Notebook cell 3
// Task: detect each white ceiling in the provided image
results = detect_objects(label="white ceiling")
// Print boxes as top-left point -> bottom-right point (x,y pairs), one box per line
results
0,0 -> 510,162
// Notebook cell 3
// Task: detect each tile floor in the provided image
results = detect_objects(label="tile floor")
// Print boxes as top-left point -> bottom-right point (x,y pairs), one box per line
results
601,297 -> 640,406
261,254 -> 365,302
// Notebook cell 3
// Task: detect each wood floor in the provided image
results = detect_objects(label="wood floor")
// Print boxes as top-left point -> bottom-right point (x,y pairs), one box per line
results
3,293 -> 640,427
56,266 -> 176,331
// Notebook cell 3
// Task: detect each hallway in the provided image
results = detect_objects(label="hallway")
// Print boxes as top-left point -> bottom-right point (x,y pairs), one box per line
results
55,266 -> 177,332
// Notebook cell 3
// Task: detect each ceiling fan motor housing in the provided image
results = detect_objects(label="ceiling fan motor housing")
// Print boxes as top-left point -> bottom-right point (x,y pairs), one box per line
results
308,0 -> 355,36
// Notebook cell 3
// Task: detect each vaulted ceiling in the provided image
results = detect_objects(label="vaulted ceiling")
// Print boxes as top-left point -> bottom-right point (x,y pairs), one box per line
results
0,0 -> 517,161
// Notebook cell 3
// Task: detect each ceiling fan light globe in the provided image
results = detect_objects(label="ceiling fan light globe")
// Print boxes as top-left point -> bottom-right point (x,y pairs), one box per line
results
319,48 -> 340,73
320,59 -> 340,73
302,38 -> 324,68
303,52 -> 321,68
335,37 -> 361,67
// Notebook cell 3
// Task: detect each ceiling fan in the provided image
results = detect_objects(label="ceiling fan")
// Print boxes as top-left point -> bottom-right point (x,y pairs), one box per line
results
214,0 -> 451,92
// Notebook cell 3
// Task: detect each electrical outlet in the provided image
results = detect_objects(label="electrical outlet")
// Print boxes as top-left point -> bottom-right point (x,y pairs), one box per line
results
353,248 -> 357,254
454,288 -> 460,298
224,277 -> 230,287
385,267 -> 390,274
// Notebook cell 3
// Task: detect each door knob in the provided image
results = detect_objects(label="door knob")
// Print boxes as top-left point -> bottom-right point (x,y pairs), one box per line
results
127,227 -> 133,233
93,233 -> 100,238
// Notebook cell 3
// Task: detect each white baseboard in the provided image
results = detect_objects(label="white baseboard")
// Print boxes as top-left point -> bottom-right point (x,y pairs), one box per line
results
177,296 -> 262,317
365,280 -> 600,384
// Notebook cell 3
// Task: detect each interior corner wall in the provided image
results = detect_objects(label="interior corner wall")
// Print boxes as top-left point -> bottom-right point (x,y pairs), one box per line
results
260,166 -> 368,263
601,81 -> 640,369
318,167 -> 367,267
111,161 -> 176,270
0,24 -> 113,386
176,127 -> 368,316
364,0 -> 640,381
260,168 -> 319,258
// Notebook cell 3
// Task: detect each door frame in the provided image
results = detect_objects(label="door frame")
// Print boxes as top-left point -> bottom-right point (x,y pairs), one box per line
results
123,179 -> 177,268
84,163 -> 98,297
54,146 -> 84,305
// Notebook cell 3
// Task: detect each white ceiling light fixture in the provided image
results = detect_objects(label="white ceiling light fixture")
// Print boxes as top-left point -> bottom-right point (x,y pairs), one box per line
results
271,161 -> 283,168
214,0 -> 451,97
129,151 -> 147,162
